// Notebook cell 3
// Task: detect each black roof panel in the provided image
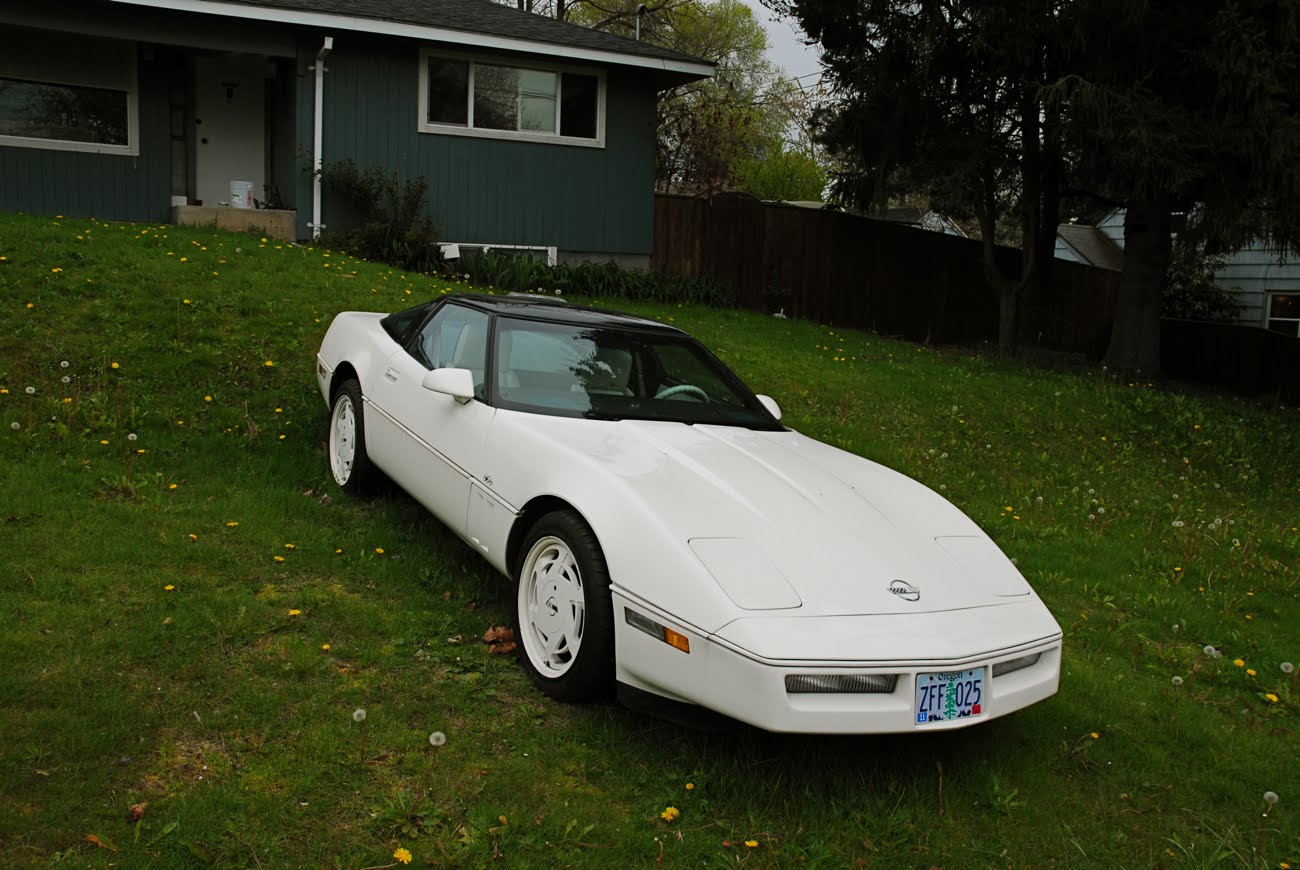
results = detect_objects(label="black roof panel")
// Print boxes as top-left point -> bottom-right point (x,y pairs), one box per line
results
446,294 -> 684,334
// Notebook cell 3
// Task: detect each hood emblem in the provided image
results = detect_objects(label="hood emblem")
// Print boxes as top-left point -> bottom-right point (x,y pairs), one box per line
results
888,579 -> 921,602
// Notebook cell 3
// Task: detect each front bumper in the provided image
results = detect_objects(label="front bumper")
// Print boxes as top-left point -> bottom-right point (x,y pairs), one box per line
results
613,593 -> 1062,734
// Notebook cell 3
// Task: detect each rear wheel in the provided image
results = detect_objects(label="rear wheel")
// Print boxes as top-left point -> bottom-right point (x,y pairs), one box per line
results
514,510 -> 615,701
328,379 -> 376,494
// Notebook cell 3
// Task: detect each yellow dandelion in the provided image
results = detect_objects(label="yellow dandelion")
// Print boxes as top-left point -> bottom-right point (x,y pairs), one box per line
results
375,547 -> 384,555
99,439 -> 109,445
274,407 -> 282,413
745,840 -> 758,848
179,257 -> 187,262
264,360 -> 274,367
1265,693 -> 1279,703
204,395 -> 212,402
284,543 -> 295,549
273,555 -> 285,563
111,362 -> 120,369
660,806 -> 680,822
1090,732 -> 1100,739
183,298 -> 191,304
685,783 -> 695,791
288,609 -> 302,617
321,643 -> 330,651
226,521 -> 238,527
335,548 -> 343,554
1234,659 -> 1245,667
168,483 -> 178,490
164,585 -> 175,592
1247,668 -> 1256,676
187,533 -> 197,541
393,847 -> 412,865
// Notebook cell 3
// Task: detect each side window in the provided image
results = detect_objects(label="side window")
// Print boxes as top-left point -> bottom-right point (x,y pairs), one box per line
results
408,305 -> 491,399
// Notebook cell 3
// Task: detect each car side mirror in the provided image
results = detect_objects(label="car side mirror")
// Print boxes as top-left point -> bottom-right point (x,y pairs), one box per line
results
756,394 -> 782,421
421,367 -> 475,404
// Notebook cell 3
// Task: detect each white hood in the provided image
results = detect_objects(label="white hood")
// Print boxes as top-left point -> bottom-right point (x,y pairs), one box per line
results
495,415 -> 1031,619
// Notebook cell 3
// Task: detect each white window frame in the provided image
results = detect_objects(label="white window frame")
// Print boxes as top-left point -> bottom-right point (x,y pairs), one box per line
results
417,48 -> 605,149
0,40 -> 139,157
1266,292 -> 1300,337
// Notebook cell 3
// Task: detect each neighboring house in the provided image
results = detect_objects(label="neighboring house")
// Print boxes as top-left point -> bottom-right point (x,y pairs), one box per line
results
0,0 -> 712,265
1055,210 -> 1300,336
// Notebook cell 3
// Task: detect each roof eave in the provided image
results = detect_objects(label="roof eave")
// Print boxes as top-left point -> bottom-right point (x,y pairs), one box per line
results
106,0 -> 715,79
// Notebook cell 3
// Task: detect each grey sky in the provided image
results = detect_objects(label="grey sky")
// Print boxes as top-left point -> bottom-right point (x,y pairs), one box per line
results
740,0 -> 822,80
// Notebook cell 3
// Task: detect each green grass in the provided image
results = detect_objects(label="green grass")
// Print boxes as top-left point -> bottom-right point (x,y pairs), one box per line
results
1,210 -> 1296,869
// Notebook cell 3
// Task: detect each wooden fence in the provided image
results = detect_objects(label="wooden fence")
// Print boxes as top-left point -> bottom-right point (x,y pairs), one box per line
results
652,193 -> 1297,401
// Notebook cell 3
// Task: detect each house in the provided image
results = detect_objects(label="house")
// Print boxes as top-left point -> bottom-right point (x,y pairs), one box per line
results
1055,210 -> 1300,337
781,202 -> 968,237
0,0 -> 713,265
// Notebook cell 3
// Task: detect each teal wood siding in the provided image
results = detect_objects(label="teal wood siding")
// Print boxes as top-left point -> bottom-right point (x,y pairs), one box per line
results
0,47 -> 172,223
318,35 -> 656,256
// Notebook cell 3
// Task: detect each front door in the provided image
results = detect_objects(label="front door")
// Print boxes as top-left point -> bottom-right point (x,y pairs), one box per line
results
192,53 -> 266,208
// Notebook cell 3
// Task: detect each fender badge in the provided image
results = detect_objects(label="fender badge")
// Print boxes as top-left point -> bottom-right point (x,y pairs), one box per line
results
888,579 -> 921,602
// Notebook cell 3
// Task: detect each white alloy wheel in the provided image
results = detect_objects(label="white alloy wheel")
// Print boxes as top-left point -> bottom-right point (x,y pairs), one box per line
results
518,535 -> 587,678
329,391 -> 358,485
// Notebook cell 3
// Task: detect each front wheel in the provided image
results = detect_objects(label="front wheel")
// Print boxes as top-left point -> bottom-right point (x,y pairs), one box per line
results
514,511 -> 615,702
328,378 -> 377,494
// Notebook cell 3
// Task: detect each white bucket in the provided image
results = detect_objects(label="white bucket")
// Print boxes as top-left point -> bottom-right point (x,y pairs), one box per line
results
229,180 -> 254,209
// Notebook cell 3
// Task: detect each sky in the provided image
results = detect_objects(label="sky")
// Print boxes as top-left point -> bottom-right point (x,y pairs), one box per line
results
739,0 -> 822,81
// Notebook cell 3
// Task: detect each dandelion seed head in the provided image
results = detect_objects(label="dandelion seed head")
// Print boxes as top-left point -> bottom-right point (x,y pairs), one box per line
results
429,731 -> 446,747
1264,791 -> 1279,806
25,386 -> 35,395
9,422 -> 18,430
127,433 -> 137,442
1171,675 -> 1183,686
60,360 -> 69,368
1203,645 -> 1218,657
353,708 -> 366,722
1282,662 -> 1295,674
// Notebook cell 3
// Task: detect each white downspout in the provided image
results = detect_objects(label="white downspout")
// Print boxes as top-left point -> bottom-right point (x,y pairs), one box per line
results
309,36 -> 333,239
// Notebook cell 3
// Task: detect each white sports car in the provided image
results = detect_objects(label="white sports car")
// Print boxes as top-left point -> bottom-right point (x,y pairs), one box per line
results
316,294 -> 1062,733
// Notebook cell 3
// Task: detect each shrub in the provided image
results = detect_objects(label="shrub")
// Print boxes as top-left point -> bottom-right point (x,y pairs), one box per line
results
316,158 -> 444,273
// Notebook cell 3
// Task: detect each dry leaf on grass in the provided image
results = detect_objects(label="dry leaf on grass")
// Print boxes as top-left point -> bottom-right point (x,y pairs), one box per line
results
482,626 -> 517,654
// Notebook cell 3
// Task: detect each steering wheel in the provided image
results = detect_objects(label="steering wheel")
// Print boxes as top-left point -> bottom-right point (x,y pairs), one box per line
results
655,384 -> 709,402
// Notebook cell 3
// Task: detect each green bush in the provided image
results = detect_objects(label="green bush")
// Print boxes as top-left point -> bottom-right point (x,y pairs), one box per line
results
455,250 -> 732,306
316,158 -> 444,273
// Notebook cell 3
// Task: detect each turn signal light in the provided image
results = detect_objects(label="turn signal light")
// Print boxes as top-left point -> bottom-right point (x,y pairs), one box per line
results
625,608 -> 691,654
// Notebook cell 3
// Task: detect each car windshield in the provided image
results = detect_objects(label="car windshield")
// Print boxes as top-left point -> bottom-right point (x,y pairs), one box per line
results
493,317 -> 781,429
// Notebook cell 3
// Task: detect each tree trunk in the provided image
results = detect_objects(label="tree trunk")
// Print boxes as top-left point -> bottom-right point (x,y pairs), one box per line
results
1105,197 -> 1171,374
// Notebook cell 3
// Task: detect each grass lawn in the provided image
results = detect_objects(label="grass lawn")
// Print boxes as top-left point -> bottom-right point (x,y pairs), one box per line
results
0,210 -> 1296,869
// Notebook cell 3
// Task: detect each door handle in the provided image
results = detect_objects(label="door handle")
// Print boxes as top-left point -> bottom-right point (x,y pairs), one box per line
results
384,368 -> 400,382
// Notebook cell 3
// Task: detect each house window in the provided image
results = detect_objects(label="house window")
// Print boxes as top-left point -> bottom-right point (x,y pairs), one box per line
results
418,49 -> 604,147
1266,293 -> 1300,337
0,29 -> 138,155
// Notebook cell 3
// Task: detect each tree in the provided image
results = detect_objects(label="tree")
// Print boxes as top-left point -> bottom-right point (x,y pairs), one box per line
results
783,0 -> 1300,371
1053,0 -> 1300,373
780,0 -> 1065,349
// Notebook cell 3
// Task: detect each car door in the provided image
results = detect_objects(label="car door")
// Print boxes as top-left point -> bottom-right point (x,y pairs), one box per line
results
364,302 -> 495,537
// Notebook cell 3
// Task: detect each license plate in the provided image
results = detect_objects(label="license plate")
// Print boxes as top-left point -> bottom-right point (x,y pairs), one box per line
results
915,668 -> 984,724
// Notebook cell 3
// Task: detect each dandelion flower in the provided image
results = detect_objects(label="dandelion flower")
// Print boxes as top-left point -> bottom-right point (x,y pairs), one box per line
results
111,362 -> 119,369
1264,791 -> 1279,806
25,386 -> 35,395
1234,659 -> 1245,668
1283,662 -> 1295,674
9,422 -> 18,431
660,806 -> 680,822
1171,676 -> 1183,686
745,840 -> 758,848
60,360 -> 69,369
264,360 -> 274,367
204,395 -> 212,402
321,644 -> 330,651
1247,668 -> 1256,676
685,783 -> 695,791
289,609 -> 301,616
393,848 -> 412,865
1265,693 -> 1279,703
429,731 -> 446,747
226,521 -> 238,527
284,543 -> 295,550
1090,732 -> 1099,739
187,533 -> 197,541
375,547 -> 384,555
164,585 -> 175,591
273,555 -> 285,563
353,708 -> 366,722
168,483 -> 177,490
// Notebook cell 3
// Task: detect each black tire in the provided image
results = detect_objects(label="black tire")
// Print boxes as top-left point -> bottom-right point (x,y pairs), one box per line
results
514,510 -> 615,702
327,378 -> 377,495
